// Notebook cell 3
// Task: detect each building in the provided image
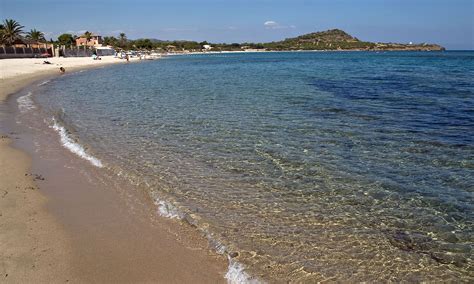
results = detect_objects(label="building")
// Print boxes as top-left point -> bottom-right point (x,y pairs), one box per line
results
166,45 -> 177,52
75,34 -> 103,47
11,38 -> 52,49
1,38 -> 54,58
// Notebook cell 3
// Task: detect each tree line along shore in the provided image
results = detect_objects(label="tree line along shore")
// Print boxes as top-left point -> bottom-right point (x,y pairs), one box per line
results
1,18 -> 445,54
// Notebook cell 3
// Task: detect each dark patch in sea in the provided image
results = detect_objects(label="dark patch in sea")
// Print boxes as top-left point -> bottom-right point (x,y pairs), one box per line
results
386,230 -> 468,267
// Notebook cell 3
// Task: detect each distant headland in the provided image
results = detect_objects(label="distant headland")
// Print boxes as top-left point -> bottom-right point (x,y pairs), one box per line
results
262,29 -> 445,51
124,29 -> 445,52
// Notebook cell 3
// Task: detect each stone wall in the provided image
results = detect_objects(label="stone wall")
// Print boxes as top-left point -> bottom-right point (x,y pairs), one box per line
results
0,46 -> 53,59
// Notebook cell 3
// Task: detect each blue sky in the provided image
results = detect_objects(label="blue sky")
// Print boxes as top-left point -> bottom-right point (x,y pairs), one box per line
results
1,0 -> 473,49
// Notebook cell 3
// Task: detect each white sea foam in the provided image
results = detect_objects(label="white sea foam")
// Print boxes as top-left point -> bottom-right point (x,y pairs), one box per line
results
151,193 -> 259,283
225,259 -> 259,284
17,92 -> 36,113
51,118 -> 104,168
37,80 -> 50,86
153,198 -> 182,219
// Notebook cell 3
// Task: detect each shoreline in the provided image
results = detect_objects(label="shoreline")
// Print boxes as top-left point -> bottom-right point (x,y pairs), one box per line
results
0,57 -> 228,282
166,49 -> 447,56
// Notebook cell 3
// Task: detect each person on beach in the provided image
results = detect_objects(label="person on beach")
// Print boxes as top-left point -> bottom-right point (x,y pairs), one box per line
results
59,67 -> 65,73
126,54 -> 130,62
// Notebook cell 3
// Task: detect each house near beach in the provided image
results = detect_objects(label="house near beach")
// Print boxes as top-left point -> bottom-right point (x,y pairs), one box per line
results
11,38 -> 53,49
75,33 -> 103,47
166,45 -> 177,51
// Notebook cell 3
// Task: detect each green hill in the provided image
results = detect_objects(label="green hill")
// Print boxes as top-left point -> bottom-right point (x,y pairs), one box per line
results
292,29 -> 360,43
263,29 -> 444,51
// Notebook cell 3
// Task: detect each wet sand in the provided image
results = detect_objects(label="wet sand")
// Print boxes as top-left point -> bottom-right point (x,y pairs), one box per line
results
0,57 -> 227,282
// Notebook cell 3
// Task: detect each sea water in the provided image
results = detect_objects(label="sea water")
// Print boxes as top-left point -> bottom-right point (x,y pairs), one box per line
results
33,51 -> 473,281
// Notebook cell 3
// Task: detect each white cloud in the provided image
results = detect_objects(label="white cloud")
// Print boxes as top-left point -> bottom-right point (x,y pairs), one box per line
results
264,21 -> 279,29
264,21 -> 296,30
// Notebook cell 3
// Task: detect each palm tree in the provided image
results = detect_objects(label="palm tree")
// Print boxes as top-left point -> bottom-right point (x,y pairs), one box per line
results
1,19 -> 24,45
26,28 -> 45,41
0,24 -> 4,44
119,32 -> 127,47
83,31 -> 92,46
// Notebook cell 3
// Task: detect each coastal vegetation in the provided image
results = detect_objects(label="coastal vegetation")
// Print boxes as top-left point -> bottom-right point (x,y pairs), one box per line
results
119,32 -> 127,47
100,29 -> 445,52
264,29 -> 376,50
57,33 -> 75,47
0,18 -> 49,45
1,18 -> 445,52
261,29 -> 444,51
0,19 -> 25,45
25,29 -> 45,41
83,31 -> 93,45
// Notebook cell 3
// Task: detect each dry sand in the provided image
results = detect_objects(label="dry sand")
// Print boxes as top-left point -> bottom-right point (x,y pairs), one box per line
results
0,56 -> 133,80
0,57 -> 228,283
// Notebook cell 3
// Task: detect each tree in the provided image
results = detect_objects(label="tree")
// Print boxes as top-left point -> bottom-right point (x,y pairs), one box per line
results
1,19 -> 24,45
26,28 -> 45,41
119,32 -> 127,47
83,31 -> 92,45
103,36 -> 119,47
230,43 -> 241,49
57,33 -> 75,46
133,38 -> 153,50
199,41 -> 209,46
0,24 -> 4,44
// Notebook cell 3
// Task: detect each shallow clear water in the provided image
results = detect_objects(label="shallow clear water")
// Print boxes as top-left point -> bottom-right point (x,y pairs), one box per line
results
35,51 -> 473,281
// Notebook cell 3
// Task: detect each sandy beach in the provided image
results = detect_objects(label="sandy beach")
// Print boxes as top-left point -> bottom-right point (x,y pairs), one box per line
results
0,57 -> 228,282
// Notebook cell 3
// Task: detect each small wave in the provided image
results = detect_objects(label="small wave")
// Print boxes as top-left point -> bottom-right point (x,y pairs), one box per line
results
226,259 -> 259,284
154,194 -> 262,284
209,237 -> 259,283
17,92 -> 36,113
153,198 -> 183,219
151,193 -> 259,283
51,118 -> 104,168
37,80 -> 50,86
